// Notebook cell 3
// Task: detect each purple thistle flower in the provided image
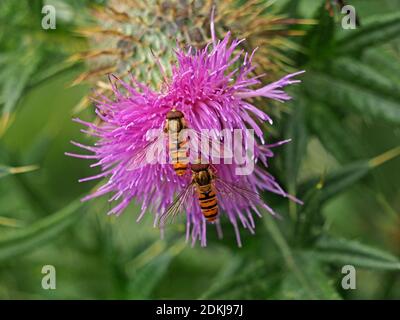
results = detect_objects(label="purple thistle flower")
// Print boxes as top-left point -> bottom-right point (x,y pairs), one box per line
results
67,32 -> 304,247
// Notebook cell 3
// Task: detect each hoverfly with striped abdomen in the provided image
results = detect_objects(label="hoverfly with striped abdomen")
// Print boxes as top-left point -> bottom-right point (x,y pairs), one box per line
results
158,163 -> 263,225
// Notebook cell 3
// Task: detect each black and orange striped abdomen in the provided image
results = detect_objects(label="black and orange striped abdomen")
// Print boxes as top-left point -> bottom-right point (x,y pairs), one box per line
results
169,138 -> 188,176
197,184 -> 218,222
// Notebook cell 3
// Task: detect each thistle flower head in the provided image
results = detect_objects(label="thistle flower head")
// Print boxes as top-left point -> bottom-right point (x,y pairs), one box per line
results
68,30 -> 303,247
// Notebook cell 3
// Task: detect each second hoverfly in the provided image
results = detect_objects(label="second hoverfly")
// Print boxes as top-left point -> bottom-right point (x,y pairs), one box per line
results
159,163 -> 263,225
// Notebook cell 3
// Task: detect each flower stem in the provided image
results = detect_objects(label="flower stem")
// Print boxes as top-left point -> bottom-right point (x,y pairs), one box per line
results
369,146 -> 400,168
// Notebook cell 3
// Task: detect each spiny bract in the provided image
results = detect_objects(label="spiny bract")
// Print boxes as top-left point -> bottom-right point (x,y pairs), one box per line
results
71,0 -> 311,112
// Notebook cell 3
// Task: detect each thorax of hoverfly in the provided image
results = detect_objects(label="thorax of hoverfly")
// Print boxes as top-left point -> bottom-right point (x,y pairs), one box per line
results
164,109 -> 187,133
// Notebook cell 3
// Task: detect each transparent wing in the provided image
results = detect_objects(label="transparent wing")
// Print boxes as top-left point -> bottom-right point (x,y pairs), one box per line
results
214,177 -> 263,205
158,182 -> 195,227
126,132 -> 166,171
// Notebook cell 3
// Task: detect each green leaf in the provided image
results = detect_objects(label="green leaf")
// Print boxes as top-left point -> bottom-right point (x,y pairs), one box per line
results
127,252 -> 172,299
28,61 -> 80,92
198,258 -> 268,299
264,214 -> 323,299
295,186 -> 325,245
303,71 -> 400,123
27,0 -> 44,25
285,99 -> 308,190
328,57 -> 400,101
0,200 -> 85,261
312,147 -> 400,203
284,98 -> 308,220
199,256 -> 243,299
279,0 -> 300,16
362,48 -> 400,84
301,2 -> 335,63
310,236 -> 400,271
126,241 -> 185,299
0,216 -> 24,228
309,103 -> 361,163
280,252 -> 341,299
0,50 -> 41,115
299,160 -> 370,204
296,148 -> 400,244
0,164 -> 39,179
337,12 -> 400,54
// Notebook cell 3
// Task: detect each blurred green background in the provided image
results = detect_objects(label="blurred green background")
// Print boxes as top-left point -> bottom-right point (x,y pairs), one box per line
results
0,0 -> 399,299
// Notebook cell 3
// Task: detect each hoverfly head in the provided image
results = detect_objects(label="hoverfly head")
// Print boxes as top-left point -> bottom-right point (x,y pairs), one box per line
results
166,109 -> 184,120
191,163 -> 209,172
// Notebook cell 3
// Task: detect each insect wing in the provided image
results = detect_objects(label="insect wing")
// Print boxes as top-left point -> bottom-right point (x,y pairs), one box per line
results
215,177 -> 262,205
126,132 -> 166,171
158,182 -> 195,226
